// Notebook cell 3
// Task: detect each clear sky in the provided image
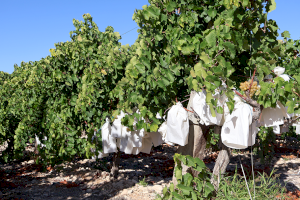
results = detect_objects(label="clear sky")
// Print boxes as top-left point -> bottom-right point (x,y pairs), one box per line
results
1,0 -> 299,74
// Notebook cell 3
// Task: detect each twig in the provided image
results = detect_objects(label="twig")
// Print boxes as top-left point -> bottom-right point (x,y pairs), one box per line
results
293,90 -> 300,98
213,49 -> 225,60
180,99 -> 190,104
184,107 -> 194,113
164,97 -> 192,114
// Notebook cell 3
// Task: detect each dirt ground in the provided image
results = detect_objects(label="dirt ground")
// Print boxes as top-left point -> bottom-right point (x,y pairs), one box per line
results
1,137 -> 300,200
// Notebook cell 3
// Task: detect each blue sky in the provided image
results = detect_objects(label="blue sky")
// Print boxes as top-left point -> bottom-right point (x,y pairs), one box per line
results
1,0 -> 299,74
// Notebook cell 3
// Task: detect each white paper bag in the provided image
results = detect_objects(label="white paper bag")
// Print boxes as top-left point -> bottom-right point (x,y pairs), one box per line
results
221,101 -> 253,149
149,132 -> 163,147
158,122 -> 174,145
274,66 -> 285,76
102,117 -> 117,154
111,111 -> 125,138
166,102 -> 189,146
140,137 -> 152,154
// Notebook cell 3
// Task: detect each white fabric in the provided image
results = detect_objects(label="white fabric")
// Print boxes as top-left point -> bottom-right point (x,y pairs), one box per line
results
166,102 -> 189,146
221,95 -> 255,149
260,101 -> 287,127
111,111 -> 125,138
102,117 -> 117,154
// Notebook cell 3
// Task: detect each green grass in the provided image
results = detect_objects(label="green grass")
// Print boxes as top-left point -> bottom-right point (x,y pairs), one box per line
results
139,176 -> 148,187
214,167 -> 286,199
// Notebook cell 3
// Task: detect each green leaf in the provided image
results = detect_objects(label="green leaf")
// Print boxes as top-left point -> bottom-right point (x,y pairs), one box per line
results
207,8 -> 217,18
163,186 -> 168,195
286,101 -> 295,114
194,62 -> 207,79
143,10 -> 150,20
183,173 -> 193,186
150,123 -> 158,132
193,158 -> 205,172
170,183 -> 175,192
185,155 -> 195,167
166,70 -> 175,82
171,191 -> 184,200
175,166 -> 183,183
200,52 -> 210,64
242,0 -> 249,7
166,2 -> 177,12
266,0 -> 276,13
209,104 -> 216,118
206,30 -> 216,47
192,79 -> 199,91
284,82 -> 293,92
204,182 -> 214,197
140,56 -> 150,69
148,6 -> 160,18
135,63 -> 145,74
225,62 -> 235,77
177,184 -> 192,196
216,106 -> 223,114
293,75 -> 300,84
182,45 -> 195,55
281,31 -> 291,38
226,101 -> 235,114
155,34 -> 163,41
161,77 -> 170,86
223,42 -> 236,59
70,95 -> 77,106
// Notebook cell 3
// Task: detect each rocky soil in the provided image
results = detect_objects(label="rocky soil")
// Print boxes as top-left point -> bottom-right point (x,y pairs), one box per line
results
1,136 -> 300,200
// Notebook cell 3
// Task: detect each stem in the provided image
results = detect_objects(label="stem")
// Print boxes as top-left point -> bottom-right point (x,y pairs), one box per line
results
293,90 -> 300,98
183,107 -> 194,113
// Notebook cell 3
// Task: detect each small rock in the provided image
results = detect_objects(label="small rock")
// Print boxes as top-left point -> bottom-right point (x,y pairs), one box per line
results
128,189 -> 133,194
132,179 -> 138,184
43,191 -> 50,197
148,185 -> 163,194
85,176 -> 93,181
133,176 -> 138,182
87,188 -> 92,193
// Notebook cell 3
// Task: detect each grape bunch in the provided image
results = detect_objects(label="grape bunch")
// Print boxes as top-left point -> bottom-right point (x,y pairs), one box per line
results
239,80 -> 260,98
